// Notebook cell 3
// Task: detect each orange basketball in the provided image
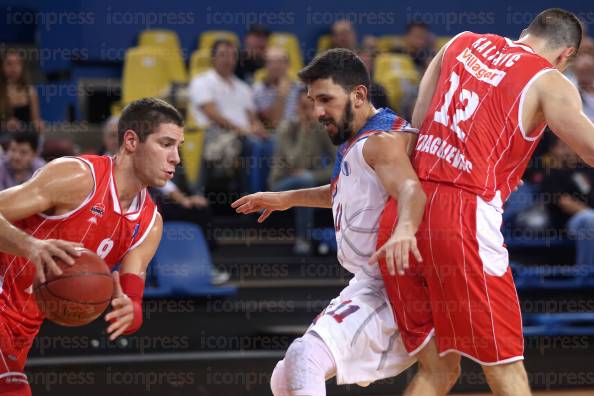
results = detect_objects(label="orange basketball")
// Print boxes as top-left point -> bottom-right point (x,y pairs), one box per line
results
34,249 -> 114,327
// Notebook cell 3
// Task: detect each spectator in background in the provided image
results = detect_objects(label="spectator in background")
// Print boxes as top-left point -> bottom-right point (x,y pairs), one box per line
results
253,47 -> 301,129
330,20 -> 357,51
99,115 -> 119,156
574,54 -> 594,121
392,22 -> 434,72
580,36 -> 594,56
189,39 -> 270,192
356,47 -> 389,109
0,49 -> 42,143
540,138 -> 594,266
0,131 -> 44,190
40,139 -> 76,162
236,24 -> 271,84
361,35 -> 379,54
189,39 -> 266,137
269,89 -> 336,255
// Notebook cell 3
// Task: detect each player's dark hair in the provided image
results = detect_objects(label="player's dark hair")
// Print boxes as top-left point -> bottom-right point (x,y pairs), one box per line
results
118,98 -> 183,145
298,48 -> 370,94
11,131 -> 39,151
211,39 -> 236,59
526,8 -> 582,52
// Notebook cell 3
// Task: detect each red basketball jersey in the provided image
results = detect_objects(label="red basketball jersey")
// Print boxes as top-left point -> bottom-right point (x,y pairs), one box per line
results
0,155 -> 158,342
413,32 -> 554,207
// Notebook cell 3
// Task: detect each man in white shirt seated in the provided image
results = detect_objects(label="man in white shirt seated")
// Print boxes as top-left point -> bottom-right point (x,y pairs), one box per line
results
189,39 -> 272,192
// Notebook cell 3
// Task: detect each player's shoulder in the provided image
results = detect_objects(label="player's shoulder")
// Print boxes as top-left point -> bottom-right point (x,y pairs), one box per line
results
531,68 -> 576,96
41,156 -> 93,180
31,157 -> 95,200
442,30 -> 477,51
363,131 -> 408,159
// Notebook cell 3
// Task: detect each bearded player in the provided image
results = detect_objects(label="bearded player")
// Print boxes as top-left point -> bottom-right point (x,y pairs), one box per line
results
0,98 -> 184,395
374,8 -> 594,396
233,49 -> 425,395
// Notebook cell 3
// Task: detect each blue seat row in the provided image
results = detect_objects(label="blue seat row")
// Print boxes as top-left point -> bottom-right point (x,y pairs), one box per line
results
512,262 -> 594,290
144,222 -> 236,298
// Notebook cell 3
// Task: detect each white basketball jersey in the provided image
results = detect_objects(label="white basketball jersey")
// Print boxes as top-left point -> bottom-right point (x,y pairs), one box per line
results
332,136 -> 387,279
330,108 -> 415,279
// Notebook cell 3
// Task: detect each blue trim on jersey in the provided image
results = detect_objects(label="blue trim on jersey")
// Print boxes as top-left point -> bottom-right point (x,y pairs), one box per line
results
331,108 -> 402,183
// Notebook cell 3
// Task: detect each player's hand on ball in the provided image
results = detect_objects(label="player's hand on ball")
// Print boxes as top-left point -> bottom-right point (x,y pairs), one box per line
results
28,238 -> 83,284
369,224 -> 422,276
231,192 -> 291,223
105,271 -> 134,341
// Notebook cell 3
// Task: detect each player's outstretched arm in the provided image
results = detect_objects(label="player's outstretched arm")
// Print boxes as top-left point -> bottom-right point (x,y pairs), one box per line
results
536,71 -> 594,166
365,133 -> 426,275
0,158 -> 93,282
232,185 -> 332,223
106,212 -> 163,340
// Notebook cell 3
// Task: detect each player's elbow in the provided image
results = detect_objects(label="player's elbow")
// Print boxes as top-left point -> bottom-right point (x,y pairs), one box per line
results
579,152 -> 594,167
415,184 -> 427,207
575,138 -> 594,167
399,179 -> 426,205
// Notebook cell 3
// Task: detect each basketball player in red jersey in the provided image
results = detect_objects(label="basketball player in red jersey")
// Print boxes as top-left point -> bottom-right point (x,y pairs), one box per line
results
0,98 -> 184,395
374,8 -> 594,396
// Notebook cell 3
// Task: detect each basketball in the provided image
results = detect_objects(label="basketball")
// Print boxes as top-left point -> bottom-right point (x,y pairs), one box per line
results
34,249 -> 114,327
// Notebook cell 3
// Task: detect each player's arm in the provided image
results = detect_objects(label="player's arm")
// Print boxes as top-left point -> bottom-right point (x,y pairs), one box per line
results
106,212 -> 163,340
0,158 -> 92,282
366,132 -> 427,275
411,44 -> 446,129
535,71 -> 594,166
232,185 -> 332,223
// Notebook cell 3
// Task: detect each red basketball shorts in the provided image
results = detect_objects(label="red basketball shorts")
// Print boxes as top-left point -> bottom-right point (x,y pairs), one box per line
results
378,181 -> 524,365
0,316 -> 31,395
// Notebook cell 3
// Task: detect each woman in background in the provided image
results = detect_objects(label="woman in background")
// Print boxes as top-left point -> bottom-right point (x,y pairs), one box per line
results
0,49 -> 43,143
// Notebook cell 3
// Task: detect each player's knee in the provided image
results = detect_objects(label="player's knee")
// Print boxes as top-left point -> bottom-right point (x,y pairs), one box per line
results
418,351 -> 461,389
482,360 -> 528,383
282,335 -> 330,396
447,361 -> 462,386
285,336 -> 306,369
270,360 -> 289,396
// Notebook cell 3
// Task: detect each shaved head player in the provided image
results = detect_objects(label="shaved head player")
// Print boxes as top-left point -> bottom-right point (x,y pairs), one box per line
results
376,8 -> 594,396
0,98 -> 184,395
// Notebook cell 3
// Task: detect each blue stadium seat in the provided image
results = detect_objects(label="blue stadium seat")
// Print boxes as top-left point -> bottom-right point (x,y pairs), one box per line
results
144,222 -> 236,298
523,313 -> 594,336
311,228 -> 337,252
512,262 -> 594,290
502,182 -> 571,249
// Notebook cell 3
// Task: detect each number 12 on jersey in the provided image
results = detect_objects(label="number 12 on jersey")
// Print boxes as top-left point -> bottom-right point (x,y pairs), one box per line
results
434,71 -> 480,141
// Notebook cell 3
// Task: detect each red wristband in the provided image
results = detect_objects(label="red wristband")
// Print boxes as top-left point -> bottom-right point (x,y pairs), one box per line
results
119,273 -> 145,335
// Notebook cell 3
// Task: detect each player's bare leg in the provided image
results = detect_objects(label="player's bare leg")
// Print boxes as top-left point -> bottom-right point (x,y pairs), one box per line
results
482,361 -> 531,396
403,339 -> 460,396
